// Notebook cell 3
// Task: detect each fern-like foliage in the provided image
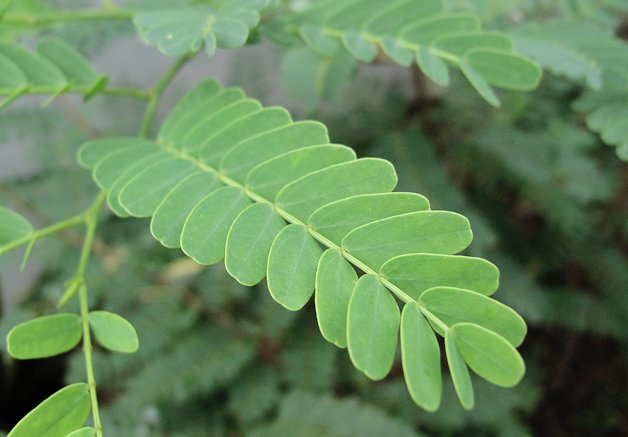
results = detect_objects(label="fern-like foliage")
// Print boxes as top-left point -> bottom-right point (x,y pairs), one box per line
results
0,37 -> 107,108
282,0 -> 541,106
77,78 -> 527,411
511,19 -> 628,160
133,0 -> 268,57
250,390 -> 423,437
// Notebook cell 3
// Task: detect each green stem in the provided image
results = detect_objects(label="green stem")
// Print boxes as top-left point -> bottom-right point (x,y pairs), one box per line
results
139,54 -> 193,138
0,85 -> 150,100
76,191 -> 107,437
0,214 -> 85,256
1,9 -> 133,26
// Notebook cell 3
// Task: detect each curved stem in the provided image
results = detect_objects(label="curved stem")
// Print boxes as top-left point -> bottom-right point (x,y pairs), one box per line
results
76,191 -> 107,437
1,9 -> 133,27
139,54 -> 193,138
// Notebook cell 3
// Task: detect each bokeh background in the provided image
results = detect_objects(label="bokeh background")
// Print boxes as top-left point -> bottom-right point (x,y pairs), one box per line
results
1,0 -> 627,436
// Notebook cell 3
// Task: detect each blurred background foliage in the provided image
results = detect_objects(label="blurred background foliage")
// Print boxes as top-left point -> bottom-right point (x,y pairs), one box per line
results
0,0 -> 627,436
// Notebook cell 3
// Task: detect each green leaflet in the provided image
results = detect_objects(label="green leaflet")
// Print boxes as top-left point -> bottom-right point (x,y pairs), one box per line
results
226,203 -> 286,286
88,311 -> 139,354
347,274 -> 400,380
181,186 -> 252,265
445,329 -> 474,410
309,192 -> 430,244
419,286 -> 527,346
245,144 -> 356,201
400,302 -> 441,411
0,52 -> 27,90
400,14 -> 481,45
465,49 -> 542,91
267,224 -> 323,310
150,171 -> 220,248
0,205 -> 33,246
381,254 -> 500,299
451,323 -> 525,387
459,59 -> 500,107
7,313 -> 82,359
7,383 -> 91,437
364,0 -> 443,35
315,248 -> 357,348
416,47 -> 449,87
341,31 -> 377,62
119,158 -> 195,217
220,121 -> 330,182
342,211 -> 472,270
276,158 -> 398,222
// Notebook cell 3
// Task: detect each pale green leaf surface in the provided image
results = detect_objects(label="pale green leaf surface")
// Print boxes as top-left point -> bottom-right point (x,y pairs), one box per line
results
342,31 -> 377,62
347,274 -> 400,380
276,158 -> 397,222
225,203 -> 286,286
92,143 -> 159,189
452,323 -> 525,387
36,38 -> 99,86
158,79 -> 222,143
459,59 -> 500,107
181,186 -> 251,265
401,302 -> 441,411
7,313 -> 81,359
168,88 -> 251,148
381,254 -> 500,299
119,158 -> 195,217
0,42 -> 65,86
178,97 -> 261,153
310,193 -> 430,245
245,144 -> 356,201
445,329 -> 474,410
7,383 -> 90,437
220,121 -> 329,182
364,0 -> 443,35
433,32 -> 513,57
343,211 -> 472,270
315,248 -> 357,348
0,53 -> 26,90
267,224 -> 323,311
300,25 -> 340,56
199,107 -> 292,166
465,49 -> 542,91
0,206 -> 33,246
77,137 -> 154,169
416,47 -> 449,86
212,17 -> 250,48
106,152 -> 172,217
419,286 -> 527,346
150,171 -> 219,248
400,14 -> 480,45
380,36 -> 414,66
88,311 -> 139,353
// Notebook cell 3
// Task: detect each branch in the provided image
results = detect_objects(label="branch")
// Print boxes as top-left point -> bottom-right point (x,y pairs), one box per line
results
1,9 -> 133,27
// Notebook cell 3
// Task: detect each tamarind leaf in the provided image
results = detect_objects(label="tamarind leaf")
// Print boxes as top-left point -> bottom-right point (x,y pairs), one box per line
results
89,311 -> 139,353
7,313 -> 82,359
